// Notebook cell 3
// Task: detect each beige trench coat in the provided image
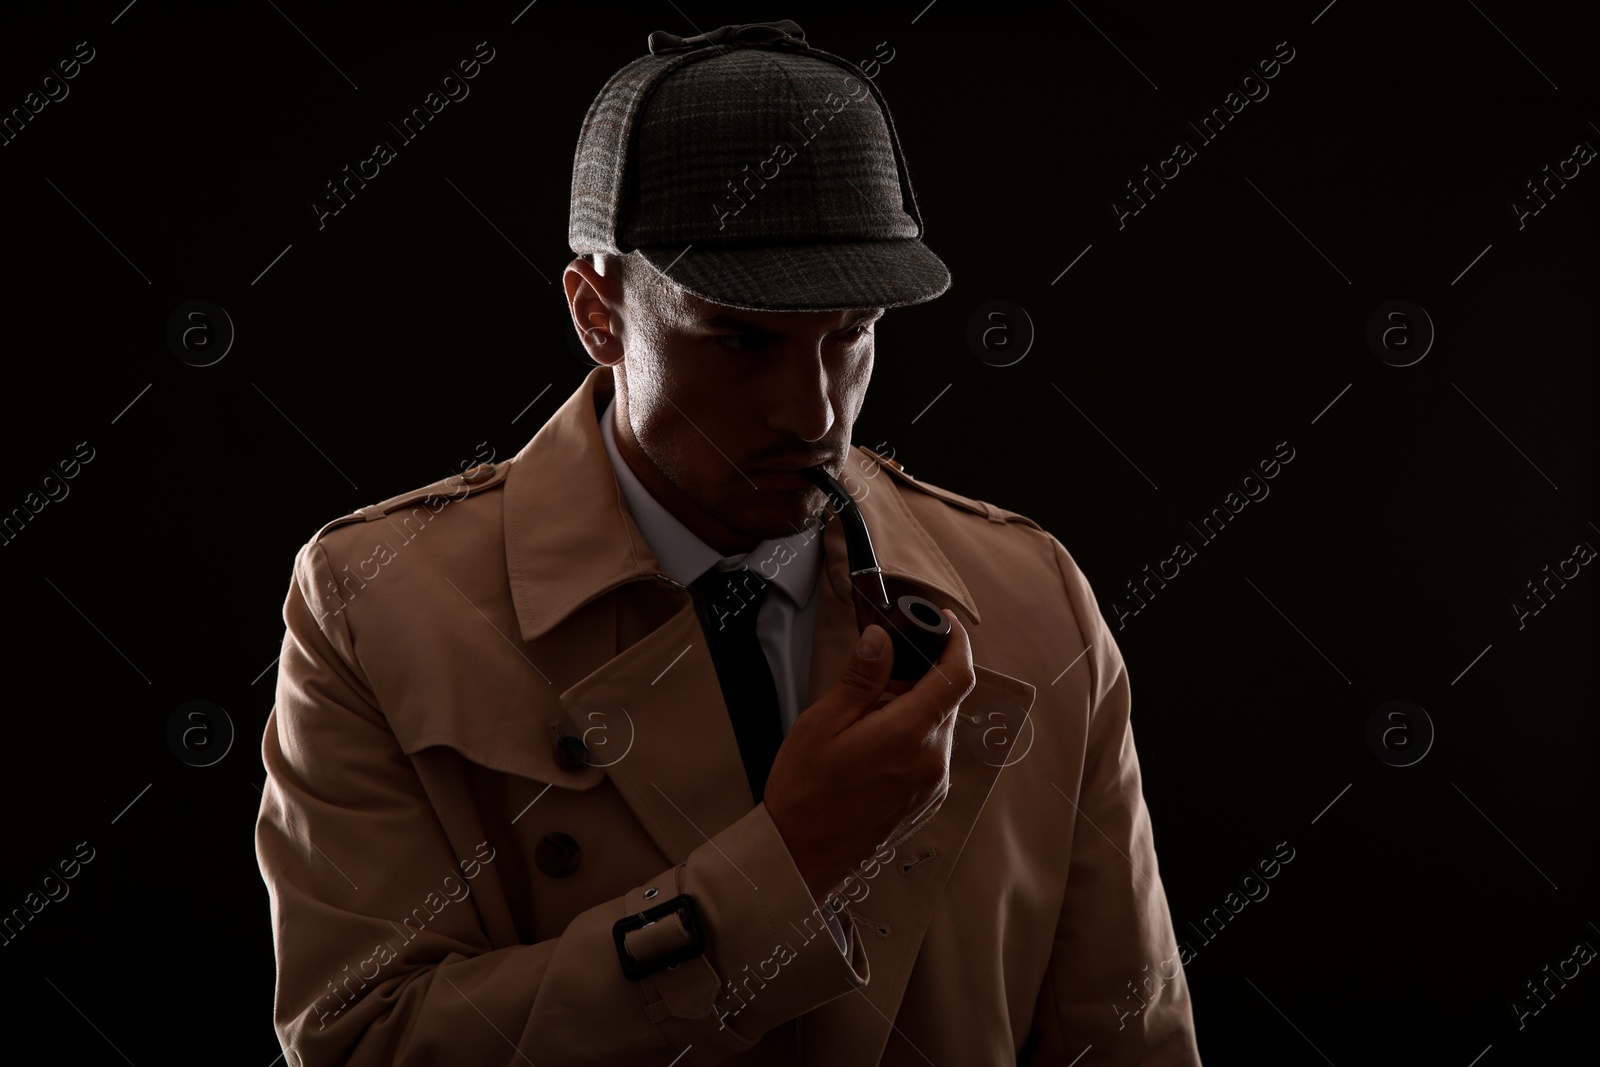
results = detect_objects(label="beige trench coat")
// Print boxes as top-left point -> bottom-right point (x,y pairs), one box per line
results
255,365 -> 1201,1065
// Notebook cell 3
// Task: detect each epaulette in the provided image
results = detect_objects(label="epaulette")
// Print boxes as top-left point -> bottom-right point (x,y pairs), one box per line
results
308,461 -> 511,544
857,445 -> 1042,531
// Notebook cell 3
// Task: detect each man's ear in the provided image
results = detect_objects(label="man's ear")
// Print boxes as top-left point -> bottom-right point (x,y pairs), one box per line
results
564,254 -> 623,365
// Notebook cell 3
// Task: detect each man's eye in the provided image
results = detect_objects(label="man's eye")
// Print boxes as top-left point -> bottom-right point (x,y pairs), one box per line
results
712,325 -> 871,349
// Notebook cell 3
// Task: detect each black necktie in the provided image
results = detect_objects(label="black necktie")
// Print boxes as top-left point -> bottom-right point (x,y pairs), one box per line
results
690,565 -> 783,804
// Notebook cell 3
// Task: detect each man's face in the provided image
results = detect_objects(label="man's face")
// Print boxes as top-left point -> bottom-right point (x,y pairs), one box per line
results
566,257 -> 883,556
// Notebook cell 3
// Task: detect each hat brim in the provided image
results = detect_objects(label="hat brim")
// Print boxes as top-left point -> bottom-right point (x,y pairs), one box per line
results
634,238 -> 951,312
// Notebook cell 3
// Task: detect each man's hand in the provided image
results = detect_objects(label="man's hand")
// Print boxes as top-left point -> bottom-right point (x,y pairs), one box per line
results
765,610 -> 976,904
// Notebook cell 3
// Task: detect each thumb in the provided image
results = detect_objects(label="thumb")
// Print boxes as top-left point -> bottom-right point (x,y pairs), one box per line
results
832,624 -> 894,709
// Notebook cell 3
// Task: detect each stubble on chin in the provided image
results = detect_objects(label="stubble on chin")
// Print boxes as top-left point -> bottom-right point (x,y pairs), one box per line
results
710,482 -> 825,544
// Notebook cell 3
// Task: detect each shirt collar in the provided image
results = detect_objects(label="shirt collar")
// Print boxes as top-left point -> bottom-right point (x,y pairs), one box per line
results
598,392 -> 822,609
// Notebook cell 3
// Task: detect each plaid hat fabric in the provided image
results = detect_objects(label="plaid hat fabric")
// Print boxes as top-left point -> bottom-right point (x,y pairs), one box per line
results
568,20 -> 952,312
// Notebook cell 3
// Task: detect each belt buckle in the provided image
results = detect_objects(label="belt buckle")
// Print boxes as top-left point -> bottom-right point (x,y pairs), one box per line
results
612,893 -> 706,981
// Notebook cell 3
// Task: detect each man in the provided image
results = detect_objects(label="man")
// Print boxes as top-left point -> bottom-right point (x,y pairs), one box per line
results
256,19 -> 1201,1065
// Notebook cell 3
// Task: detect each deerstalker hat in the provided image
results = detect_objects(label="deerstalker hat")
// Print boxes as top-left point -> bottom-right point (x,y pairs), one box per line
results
568,19 -> 951,311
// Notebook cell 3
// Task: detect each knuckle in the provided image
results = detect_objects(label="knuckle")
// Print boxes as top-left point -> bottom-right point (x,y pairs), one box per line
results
956,660 -> 977,693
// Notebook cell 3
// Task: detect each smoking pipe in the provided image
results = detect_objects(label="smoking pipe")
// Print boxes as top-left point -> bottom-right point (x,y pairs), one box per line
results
801,464 -> 952,681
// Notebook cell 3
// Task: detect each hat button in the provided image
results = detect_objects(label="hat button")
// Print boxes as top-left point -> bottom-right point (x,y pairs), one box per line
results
535,832 -> 582,878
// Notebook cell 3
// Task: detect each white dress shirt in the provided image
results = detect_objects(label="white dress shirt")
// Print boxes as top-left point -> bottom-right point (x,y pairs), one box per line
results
599,393 -> 849,953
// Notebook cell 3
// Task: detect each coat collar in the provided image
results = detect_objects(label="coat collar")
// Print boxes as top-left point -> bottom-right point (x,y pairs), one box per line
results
502,365 -> 979,643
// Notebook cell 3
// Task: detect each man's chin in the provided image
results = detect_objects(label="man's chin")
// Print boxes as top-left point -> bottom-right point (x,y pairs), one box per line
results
734,484 -> 830,541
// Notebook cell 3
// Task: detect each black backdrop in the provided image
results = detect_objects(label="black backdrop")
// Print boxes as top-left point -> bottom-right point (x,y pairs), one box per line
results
1,1 -> 1594,1063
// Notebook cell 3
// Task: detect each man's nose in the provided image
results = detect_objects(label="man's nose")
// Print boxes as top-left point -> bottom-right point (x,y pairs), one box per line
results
765,347 -> 836,443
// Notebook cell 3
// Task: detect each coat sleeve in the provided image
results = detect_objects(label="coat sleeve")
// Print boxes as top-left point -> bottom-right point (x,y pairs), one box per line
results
255,539 -> 869,1067
1024,536 -> 1203,1065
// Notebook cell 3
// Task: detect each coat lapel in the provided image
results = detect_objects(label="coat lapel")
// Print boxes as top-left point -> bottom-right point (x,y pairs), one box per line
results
553,588 -> 759,866
501,367 -> 757,866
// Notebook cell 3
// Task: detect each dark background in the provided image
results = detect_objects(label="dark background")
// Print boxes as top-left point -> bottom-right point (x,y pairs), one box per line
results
1,1 -> 1594,1063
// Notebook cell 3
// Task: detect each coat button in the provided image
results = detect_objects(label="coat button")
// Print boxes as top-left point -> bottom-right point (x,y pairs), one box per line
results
553,735 -> 589,771
535,832 -> 582,878
460,463 -> 495,483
